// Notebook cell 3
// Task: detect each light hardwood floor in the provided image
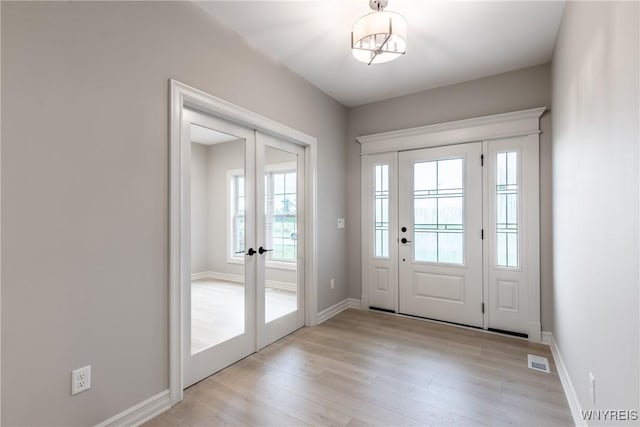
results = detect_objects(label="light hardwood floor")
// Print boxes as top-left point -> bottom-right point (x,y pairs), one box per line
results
146,309 -> 572,426
191,279 -> 297,354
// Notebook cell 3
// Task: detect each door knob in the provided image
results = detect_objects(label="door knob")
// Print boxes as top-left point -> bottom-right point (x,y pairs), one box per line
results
258,246 -> 273,255
401,237 -> 412,244
246,248 -> 256,256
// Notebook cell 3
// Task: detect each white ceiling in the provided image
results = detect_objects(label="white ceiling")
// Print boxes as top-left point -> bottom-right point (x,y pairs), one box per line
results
196,1 -> 565,107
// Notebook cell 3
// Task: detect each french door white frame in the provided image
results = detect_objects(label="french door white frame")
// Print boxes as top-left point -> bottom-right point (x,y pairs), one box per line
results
169,79 -> 318,405
359,107 -> 545,342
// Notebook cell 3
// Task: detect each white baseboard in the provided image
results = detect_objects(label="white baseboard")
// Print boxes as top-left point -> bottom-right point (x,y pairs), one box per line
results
541,331 -> 552,345
546,333 -> 586,427
317,298 -> 361,324
95,389 -> 171,427
347,298 -> 362,309
191,271 -> 213,281
191,271 -> 295,292
192,271 -> 243,283
265,279 -> 297,293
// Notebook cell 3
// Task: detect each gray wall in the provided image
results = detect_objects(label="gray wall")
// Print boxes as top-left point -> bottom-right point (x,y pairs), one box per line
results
346,64 -> 555,331
191,142 -> 209,274
1,1 -> 347,425
551,0 -> 639,417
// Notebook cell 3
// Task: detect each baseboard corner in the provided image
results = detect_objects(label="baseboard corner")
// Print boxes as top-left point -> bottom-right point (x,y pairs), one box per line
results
347,298 -> 362,309
317,299 -> 351,324
95,389 -> 171,427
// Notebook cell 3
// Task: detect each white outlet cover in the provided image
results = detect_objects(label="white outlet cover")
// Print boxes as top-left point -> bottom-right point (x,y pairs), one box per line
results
337,218 -> 345,229
71,365 -> 91,395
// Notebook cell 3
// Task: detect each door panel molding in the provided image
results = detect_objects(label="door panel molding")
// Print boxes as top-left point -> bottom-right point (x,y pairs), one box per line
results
169,79 -> 318,405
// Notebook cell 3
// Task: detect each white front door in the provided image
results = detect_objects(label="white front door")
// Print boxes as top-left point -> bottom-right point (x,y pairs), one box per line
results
398,143 -> 484,327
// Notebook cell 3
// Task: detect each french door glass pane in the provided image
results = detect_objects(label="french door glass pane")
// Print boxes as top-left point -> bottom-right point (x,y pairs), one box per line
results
413,158 -> 464,264
496,152 -> 519,268
190,125 -> 245,355
264,146 -> 298,323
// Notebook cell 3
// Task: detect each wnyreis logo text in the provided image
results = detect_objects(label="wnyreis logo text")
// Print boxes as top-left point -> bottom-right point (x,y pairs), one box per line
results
581,410 -> 639,421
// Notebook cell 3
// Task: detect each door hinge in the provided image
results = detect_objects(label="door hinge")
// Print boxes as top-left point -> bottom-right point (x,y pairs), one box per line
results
481,154 -> 484,166
481,229 -> 484,240
482,303 -> 485,314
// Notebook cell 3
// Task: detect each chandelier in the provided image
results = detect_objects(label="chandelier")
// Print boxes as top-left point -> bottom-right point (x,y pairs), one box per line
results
351,0 -> 407,65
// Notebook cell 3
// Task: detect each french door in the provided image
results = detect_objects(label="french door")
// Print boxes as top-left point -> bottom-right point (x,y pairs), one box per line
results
398,143 -> 483,327
182,109 -> 304,388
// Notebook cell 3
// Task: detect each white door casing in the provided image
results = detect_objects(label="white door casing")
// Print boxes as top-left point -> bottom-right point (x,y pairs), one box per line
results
398,143 -> 484,327
358,107 -> 544,341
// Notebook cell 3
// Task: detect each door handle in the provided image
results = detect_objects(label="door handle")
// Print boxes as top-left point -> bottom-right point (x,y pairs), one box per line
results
258,246 -> 273,255
401,237 -> 412,244
246,248 -> 256,256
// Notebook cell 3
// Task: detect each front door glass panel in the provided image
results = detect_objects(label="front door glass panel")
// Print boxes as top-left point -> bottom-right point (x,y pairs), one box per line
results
413,158 -> 464,264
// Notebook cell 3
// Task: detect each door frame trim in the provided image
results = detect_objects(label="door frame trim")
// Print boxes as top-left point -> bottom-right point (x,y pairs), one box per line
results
169,79 -> 318,404
358,107 -> 545,342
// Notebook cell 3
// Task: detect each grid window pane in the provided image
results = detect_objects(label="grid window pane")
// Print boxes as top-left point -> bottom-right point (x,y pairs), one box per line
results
438,232 -> 463,264
414,162 -> 437,191
269,171 -> 297,262
413,158 -> 464,264
374,164 -> 389,258
437,159 -> 463,191
496,151 -> 519,268
415,232 -> 437,263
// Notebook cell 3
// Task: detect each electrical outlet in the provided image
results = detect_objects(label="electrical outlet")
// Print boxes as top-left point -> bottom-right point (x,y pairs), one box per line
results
337,218 -> 345,229
72,365 -> 91,395
589,372 -> 595,405
330,278 -> 335,289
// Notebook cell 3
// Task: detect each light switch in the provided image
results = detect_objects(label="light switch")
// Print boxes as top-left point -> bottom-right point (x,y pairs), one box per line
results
337,218 -> 345,229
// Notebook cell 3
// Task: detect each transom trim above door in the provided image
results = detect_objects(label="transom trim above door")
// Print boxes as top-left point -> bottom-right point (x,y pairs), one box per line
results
358,107 -> 545,343
356,107 -> 546,154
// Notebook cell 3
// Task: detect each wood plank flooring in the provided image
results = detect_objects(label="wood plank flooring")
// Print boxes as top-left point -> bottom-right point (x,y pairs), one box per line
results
146,309 -> 572,426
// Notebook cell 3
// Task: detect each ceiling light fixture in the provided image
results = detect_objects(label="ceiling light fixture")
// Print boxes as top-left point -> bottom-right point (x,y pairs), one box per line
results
351,0 -> 407,65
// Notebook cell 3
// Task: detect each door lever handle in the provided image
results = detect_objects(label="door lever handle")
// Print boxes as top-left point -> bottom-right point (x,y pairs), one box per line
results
246,248 -> 256,256
258,246 -> 273,255
401,238 -> 412,244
